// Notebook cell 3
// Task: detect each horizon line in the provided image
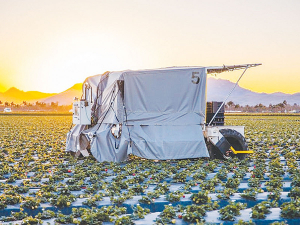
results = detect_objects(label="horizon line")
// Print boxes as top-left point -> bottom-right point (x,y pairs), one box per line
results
1,78 -> 300,95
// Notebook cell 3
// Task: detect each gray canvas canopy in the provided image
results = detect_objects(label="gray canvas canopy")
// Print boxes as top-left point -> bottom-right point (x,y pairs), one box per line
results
66,64 -> 260,162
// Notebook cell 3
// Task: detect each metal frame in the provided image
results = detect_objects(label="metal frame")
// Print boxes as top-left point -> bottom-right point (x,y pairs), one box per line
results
206,63 -> 261,74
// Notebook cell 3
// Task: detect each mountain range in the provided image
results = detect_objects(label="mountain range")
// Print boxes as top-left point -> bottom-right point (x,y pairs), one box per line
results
0,78 -> 299,106
206,78 -> 300,106
0,84 -> 82,105
0,87 -> 56,104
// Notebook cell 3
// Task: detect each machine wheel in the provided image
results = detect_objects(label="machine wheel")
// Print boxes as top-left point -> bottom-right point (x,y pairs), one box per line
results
219,129 -> 248,160
207,142 -> 223,160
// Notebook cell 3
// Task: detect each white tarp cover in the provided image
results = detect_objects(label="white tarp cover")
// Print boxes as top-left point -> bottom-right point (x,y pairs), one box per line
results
67,67 -> 209,162
66,124 -> 89,152
129,125 -> 208,159
123,68 -> 206,125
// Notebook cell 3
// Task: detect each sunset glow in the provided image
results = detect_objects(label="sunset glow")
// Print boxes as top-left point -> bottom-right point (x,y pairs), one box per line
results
0,0 -> 300,94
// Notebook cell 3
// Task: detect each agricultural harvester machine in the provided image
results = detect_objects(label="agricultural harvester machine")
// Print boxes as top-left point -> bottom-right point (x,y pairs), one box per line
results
67,64 -> 261,162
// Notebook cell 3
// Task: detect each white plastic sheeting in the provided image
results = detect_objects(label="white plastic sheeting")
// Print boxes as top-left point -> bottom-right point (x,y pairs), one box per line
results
130,125 -> 208,160
123,68 -> 206,125
66,124 -> 89,152
67,67 -> 209,162
83,124 -> 130,162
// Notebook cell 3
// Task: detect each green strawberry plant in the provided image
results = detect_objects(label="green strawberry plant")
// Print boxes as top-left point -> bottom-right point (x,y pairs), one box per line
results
166,191 -> 184,202
281,198 -> 300,218
224,177 -> 240,189
155,205 -> 176,224
219,201 -> 246,221
191,191 -> 211,204
130,204 -> 150,219
251,201 -> 275,219
217,188 -> 235,200
240,187 -> 258,200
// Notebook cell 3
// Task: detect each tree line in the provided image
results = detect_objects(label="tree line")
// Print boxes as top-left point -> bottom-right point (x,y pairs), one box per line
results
226,100 -> 300,113
1,99 -> 299,113
0,101 -> 72,112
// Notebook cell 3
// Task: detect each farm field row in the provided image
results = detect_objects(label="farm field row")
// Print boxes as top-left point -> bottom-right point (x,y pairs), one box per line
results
0,115 -> 299,224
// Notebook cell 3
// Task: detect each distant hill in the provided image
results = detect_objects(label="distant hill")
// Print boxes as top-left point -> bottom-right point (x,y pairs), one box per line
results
0,87 -> 56,104
42,83 -> 82,105
207,77 -> 300,106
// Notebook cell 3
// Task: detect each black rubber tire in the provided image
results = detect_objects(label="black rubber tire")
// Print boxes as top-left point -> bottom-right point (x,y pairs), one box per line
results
207,142 -> 223,160
219,129 -> 248,160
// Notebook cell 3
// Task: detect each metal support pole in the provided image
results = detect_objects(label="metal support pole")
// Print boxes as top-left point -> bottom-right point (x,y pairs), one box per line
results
208,65 -> 249,126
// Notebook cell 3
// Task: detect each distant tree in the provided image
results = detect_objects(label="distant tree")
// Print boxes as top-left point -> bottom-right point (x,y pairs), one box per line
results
244,104 -> 255,113
234,104 -> 240,109
276,103 -> 285,112
23,101 -> 27,106
254,103 -> 265,111
51,102 -> 58,107
5,102 -> 9,107
283,100 -> 287,106
227,101 -> 235,111
227,101 -> 234,107
10,102 -> 15,107
268,104 -> 274,112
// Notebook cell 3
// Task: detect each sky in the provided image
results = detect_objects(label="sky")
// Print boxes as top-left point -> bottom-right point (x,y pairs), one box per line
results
0,0 -> 300,94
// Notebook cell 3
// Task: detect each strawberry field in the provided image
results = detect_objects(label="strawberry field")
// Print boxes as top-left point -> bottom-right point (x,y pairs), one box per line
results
0,114 -> 300,224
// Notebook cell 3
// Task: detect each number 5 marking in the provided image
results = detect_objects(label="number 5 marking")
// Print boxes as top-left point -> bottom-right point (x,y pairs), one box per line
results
192,72 -> 200,84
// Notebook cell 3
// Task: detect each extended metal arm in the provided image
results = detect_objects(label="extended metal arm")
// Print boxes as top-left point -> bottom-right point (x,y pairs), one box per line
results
208,65 -> 249,126
207,63 -> 261,74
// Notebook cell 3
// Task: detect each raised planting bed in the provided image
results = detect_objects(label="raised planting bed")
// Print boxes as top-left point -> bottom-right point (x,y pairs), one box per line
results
0,114 -> 300,224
